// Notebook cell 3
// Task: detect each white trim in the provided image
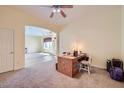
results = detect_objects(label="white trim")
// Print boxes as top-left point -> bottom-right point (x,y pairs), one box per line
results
91,64 -> 106,69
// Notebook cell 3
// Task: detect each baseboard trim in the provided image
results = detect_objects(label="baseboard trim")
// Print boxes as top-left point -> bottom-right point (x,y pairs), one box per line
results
91,65 -> 106,69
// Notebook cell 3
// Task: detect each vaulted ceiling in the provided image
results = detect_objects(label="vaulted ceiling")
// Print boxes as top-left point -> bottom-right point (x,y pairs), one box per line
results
14,5 -> 120,26
14,5 -> 90,26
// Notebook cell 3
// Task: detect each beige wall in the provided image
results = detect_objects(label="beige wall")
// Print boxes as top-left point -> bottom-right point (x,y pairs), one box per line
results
121,6 -> 124,63
25,36 -> 43,53
0,6 -> 123,70
59,6 -> 121,68
0,6 -> 61,70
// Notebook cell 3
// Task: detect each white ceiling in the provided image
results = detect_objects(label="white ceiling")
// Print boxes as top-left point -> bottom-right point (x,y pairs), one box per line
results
14,5 -> 90,25
14,5 -> 120,26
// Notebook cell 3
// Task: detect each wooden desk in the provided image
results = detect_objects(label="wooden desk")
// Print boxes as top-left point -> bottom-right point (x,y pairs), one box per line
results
57,55 -> 82,77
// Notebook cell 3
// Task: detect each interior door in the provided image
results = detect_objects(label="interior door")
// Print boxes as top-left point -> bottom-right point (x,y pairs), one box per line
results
0,29 -> 14,73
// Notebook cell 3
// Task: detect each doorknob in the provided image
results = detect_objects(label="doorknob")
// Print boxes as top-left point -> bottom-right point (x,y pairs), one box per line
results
10,52 -> 14,54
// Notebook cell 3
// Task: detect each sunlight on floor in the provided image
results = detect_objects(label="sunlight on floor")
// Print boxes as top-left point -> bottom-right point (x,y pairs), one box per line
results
25,52 -> 56,67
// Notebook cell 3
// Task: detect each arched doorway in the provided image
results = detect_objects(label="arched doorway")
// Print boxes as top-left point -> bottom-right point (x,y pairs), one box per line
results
25,26 -> 57,67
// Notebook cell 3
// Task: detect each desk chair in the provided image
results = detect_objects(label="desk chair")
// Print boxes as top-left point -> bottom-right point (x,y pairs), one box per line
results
79,57 -> 92,75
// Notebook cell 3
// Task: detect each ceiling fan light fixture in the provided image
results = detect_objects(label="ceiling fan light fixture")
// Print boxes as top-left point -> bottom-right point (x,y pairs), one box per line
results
48,5 -> 73,18
57,9 -> 61,12
53,9 -> 57,13
52,8 -> 61,13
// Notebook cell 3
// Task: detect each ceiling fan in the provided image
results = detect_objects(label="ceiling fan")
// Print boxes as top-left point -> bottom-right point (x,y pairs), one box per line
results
41,5 -> 73,18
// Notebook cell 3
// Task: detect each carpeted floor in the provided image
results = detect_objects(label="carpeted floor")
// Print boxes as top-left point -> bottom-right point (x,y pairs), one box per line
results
0,54 -> 124,88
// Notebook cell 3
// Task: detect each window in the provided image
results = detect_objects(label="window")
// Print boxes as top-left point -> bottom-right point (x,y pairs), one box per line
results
43,37 -> 53,49
44,42 -> 52,49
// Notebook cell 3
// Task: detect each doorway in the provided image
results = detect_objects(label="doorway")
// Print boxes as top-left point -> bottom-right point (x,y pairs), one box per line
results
0,29 -> 14,73
25,26 -> 57,67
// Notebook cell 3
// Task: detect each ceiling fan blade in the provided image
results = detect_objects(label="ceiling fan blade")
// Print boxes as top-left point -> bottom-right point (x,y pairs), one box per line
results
50,12 -> 54,18
60,10 -> 66,18
60,5 -> 73,8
